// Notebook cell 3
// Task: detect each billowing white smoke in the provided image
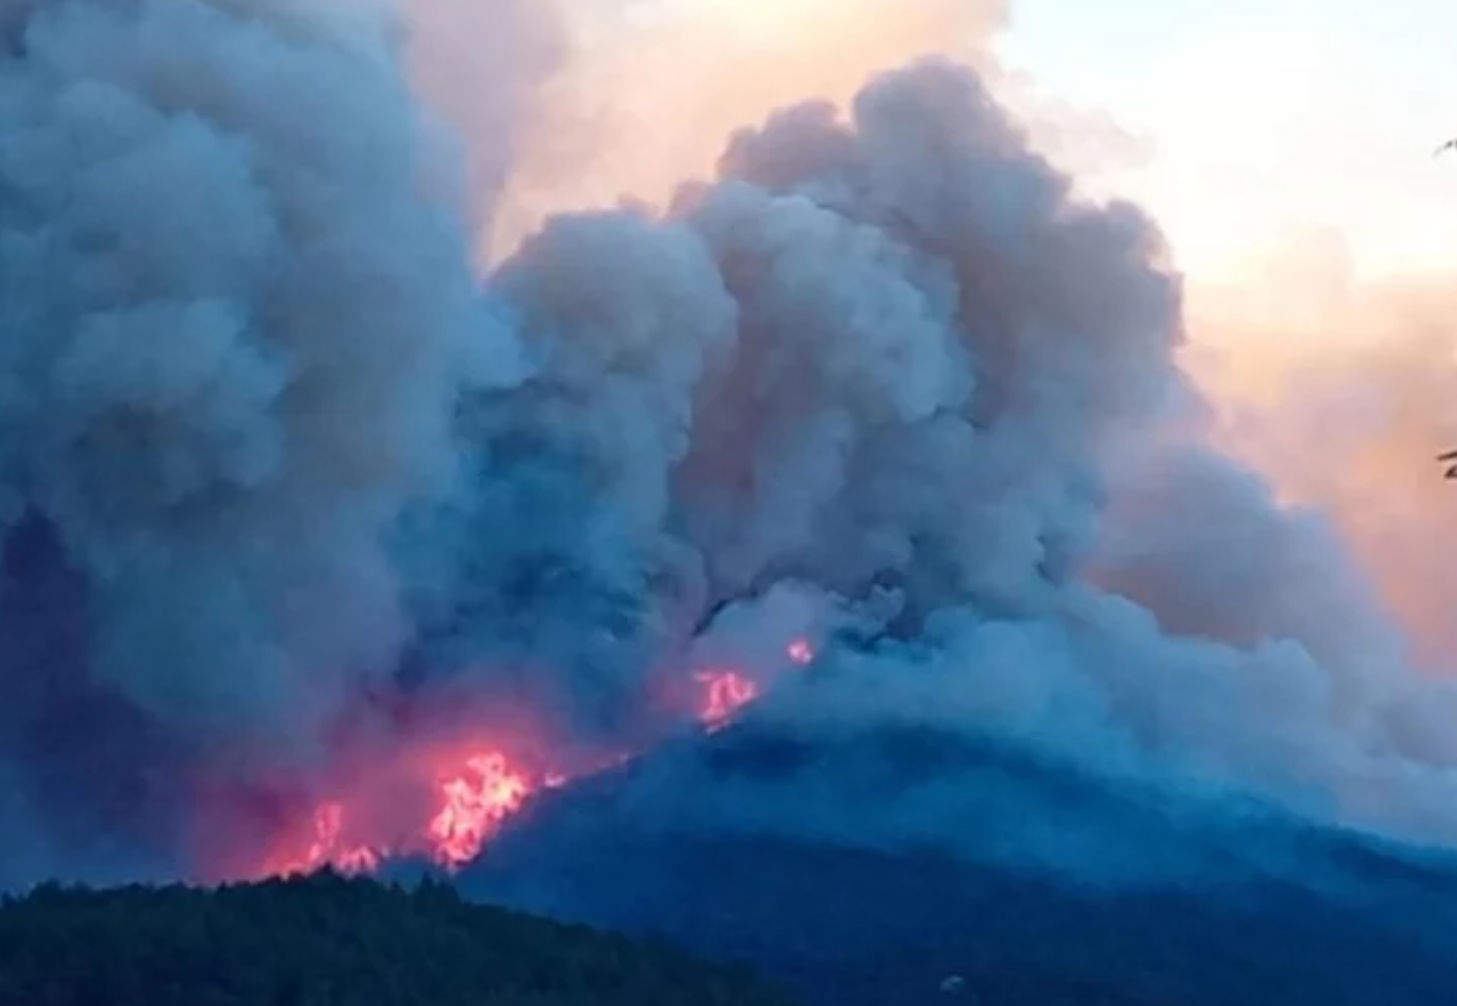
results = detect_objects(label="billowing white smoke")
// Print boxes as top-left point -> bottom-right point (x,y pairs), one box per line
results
2,0 -> 1455,888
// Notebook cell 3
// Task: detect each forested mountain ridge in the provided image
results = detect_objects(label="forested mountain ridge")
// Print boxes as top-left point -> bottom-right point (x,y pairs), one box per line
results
0,870 -> 799,1006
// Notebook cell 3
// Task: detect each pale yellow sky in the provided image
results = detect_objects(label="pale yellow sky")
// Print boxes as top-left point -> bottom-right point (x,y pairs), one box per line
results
998,4 -> 1457,670
1000,0 -> 1457,283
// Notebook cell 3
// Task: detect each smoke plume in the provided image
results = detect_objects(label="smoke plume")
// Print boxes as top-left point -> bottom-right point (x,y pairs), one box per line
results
1184,235 -> 1457,670
3,0 -> 1457,892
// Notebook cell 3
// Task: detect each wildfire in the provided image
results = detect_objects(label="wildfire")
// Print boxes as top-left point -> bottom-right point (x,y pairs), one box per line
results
249,636 -> 819,881
259,801 -> 381,878
428,753 -> 532,868
253,744 -> 543,879
692,638 -> 817,731
695,670 -> 761,730
306,803 -> 381,874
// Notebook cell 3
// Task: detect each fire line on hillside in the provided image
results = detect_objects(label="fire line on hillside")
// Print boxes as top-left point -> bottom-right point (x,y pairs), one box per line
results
250,640 -> 815,879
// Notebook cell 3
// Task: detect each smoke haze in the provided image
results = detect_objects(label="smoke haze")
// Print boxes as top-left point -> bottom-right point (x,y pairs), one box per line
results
2,0 -> 1457,898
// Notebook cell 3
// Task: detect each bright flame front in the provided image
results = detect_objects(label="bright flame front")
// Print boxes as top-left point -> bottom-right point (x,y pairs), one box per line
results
695,670 -> 761,731
248,637 -> 818,880
254,743 -> 543,878
428,753 -> 532,868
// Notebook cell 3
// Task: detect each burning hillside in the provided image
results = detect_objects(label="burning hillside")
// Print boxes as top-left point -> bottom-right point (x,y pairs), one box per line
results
225,637 -> 812,880
4,0 -> 1457,903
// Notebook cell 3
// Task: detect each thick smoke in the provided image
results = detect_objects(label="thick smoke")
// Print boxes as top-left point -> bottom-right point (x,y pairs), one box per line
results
0,0 -> 521,882
1186,238 -> 1457,669
3,0 -> 1457,891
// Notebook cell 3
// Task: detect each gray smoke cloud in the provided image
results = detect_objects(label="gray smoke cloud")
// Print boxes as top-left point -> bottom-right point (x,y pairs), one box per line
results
3,0 -> 1457,890
451,59 -> 1457,880
0,0 -> 524,882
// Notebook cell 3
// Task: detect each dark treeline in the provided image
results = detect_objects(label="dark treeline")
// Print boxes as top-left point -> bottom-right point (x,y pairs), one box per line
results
0,870 -> 799,1006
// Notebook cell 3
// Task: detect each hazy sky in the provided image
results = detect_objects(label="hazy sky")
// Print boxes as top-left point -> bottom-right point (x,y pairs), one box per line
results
993,4 -> 1457,669
1001,0 -> 1457,281
603,0 -> 1457,281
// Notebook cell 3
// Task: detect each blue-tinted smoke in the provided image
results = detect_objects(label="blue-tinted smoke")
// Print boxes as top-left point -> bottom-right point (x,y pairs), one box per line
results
3,0 -> 1457,894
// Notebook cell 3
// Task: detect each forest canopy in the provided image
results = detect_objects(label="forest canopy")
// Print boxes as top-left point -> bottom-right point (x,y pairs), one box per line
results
0,870 -> 799,1006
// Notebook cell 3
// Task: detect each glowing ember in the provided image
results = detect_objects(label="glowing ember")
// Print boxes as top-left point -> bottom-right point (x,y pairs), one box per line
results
427,753 -> 533,868
307,803 -> 381,874
695,670 -> 761,730
787,637 -> 815,666
263,801 -> 381,877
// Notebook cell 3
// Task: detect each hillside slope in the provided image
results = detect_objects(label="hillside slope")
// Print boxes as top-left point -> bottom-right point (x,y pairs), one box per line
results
463,723 -> 1457,1006
0,871 -> 798,1006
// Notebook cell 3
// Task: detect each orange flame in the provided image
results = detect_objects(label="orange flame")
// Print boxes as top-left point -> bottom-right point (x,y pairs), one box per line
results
427,753 -> 532,868
695,670 -> 761,731
250,743 -> 543,879
249,637 -> 820,880
259,801 -> 381,878
306,803 -> 381,875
